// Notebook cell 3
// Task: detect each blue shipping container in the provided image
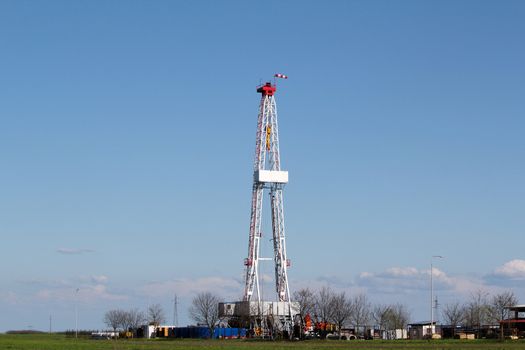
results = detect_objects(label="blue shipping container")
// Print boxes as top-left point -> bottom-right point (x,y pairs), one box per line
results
214,328 -> 247,338
169,326 -> 246,339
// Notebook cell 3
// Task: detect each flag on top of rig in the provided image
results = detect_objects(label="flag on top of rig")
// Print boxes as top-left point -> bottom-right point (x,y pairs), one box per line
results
274,73 -> 288,79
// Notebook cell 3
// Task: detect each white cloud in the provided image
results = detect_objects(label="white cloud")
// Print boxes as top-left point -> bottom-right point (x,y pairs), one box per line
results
35,283 -> 127,302
138,276 -> 243,300
14,275 -> 125,303
384,267 -> 420,277
56,248 -> 94,255
358,267 -> 426,293
17,278 -> 69,288
357,266 -> 486,297
291,276 -> 364,296
0,291 -> 21,305
494,260 -> 525,279
260,274 -> 273,283
91,275 -> 109,284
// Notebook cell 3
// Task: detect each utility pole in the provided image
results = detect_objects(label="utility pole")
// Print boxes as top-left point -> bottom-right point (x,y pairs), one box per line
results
75,288 -> 79,339
173,294 -> 178,327
430,255 -> 443,337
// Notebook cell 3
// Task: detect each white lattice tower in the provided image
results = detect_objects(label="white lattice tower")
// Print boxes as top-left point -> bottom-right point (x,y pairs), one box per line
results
244,81 -> 291,306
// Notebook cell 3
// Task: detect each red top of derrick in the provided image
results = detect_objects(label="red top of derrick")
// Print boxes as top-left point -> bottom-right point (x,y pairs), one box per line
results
257,82 -> 276,96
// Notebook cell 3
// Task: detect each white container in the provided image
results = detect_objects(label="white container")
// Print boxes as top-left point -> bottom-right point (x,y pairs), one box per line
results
255,170 -> 289,184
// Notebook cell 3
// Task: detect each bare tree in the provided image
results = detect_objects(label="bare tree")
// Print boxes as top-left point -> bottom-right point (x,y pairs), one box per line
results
372,304 -> 391,333
314,286 -> 334,323
329,291 -> 352,339
372,303 -> 410,339
489,290 -> 518,339
488,290 -> 518,323
104,309 -> 126,334
464,289 -> 490,338
442,301 -> 465,336
293,288 -> 315,338
311,286 -> 340,339
123,308 -> 146,331
384,303 -> 410,331
147,304 -> 166,326
189,292 -> 220,339
350,293 -> 371,337
293,288 -> 315,319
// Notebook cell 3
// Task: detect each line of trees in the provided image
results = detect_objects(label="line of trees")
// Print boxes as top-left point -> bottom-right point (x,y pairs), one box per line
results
102,288 -> 517,340
186,289 -> 409,339
293,286 -> 410,338
103,303 -> 166,333
442,290 -> 518,337
102,293 -> 222,339
294,287 -> 518,338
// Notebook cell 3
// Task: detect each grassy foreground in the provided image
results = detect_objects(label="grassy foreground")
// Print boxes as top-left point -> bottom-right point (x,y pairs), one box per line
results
1,333 -> 525,350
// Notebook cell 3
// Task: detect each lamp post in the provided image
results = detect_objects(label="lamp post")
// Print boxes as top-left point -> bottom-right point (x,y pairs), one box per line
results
430,255 -> 443,337
75,288 -> 79,339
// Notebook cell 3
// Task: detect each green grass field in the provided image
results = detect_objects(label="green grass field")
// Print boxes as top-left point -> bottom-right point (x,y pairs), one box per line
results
1,334 -> 525,350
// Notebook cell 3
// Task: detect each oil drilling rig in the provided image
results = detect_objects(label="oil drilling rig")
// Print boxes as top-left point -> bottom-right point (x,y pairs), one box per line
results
219,75 -> 299,338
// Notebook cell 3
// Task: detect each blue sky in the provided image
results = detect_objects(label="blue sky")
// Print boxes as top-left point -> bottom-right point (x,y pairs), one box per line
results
1,0 -> 524,331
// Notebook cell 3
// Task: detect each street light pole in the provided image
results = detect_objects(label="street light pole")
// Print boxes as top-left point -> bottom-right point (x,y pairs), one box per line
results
430,255 -> 443,337
75,288 -> 79,339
